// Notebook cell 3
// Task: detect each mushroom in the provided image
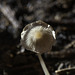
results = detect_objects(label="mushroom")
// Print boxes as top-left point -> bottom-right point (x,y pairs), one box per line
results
21,20 -> 56,75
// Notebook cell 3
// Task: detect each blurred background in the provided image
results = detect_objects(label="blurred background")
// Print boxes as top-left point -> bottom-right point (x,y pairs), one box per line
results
0,0 -> 75,75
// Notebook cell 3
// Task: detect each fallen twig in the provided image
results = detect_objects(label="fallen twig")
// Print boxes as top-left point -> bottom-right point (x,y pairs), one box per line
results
63,40 -> 75,50
48,48 -> 75,58
0,4 -> 20,29
55,67 -> 75,74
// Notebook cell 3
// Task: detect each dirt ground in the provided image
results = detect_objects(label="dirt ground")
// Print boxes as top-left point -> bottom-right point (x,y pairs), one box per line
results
0,0 -> 75,75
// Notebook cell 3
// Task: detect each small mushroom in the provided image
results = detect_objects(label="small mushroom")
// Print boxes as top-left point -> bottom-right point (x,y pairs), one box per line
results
21,20 -> 56,75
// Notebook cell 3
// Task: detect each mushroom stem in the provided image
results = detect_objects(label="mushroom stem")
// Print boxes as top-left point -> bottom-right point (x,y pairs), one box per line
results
37,53 -> 50,75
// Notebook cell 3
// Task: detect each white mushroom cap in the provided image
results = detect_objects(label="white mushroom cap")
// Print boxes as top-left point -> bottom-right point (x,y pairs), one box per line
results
21,20 -> 56,54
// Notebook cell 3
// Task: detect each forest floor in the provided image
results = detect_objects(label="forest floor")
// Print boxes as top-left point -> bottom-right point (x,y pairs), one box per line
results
0,0 -> 75,75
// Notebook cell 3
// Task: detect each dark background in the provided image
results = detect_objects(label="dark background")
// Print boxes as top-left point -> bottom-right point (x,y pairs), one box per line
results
0,0 -> 75,75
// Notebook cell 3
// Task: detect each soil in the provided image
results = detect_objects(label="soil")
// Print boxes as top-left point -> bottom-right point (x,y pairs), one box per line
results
0,0 -> 75,75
